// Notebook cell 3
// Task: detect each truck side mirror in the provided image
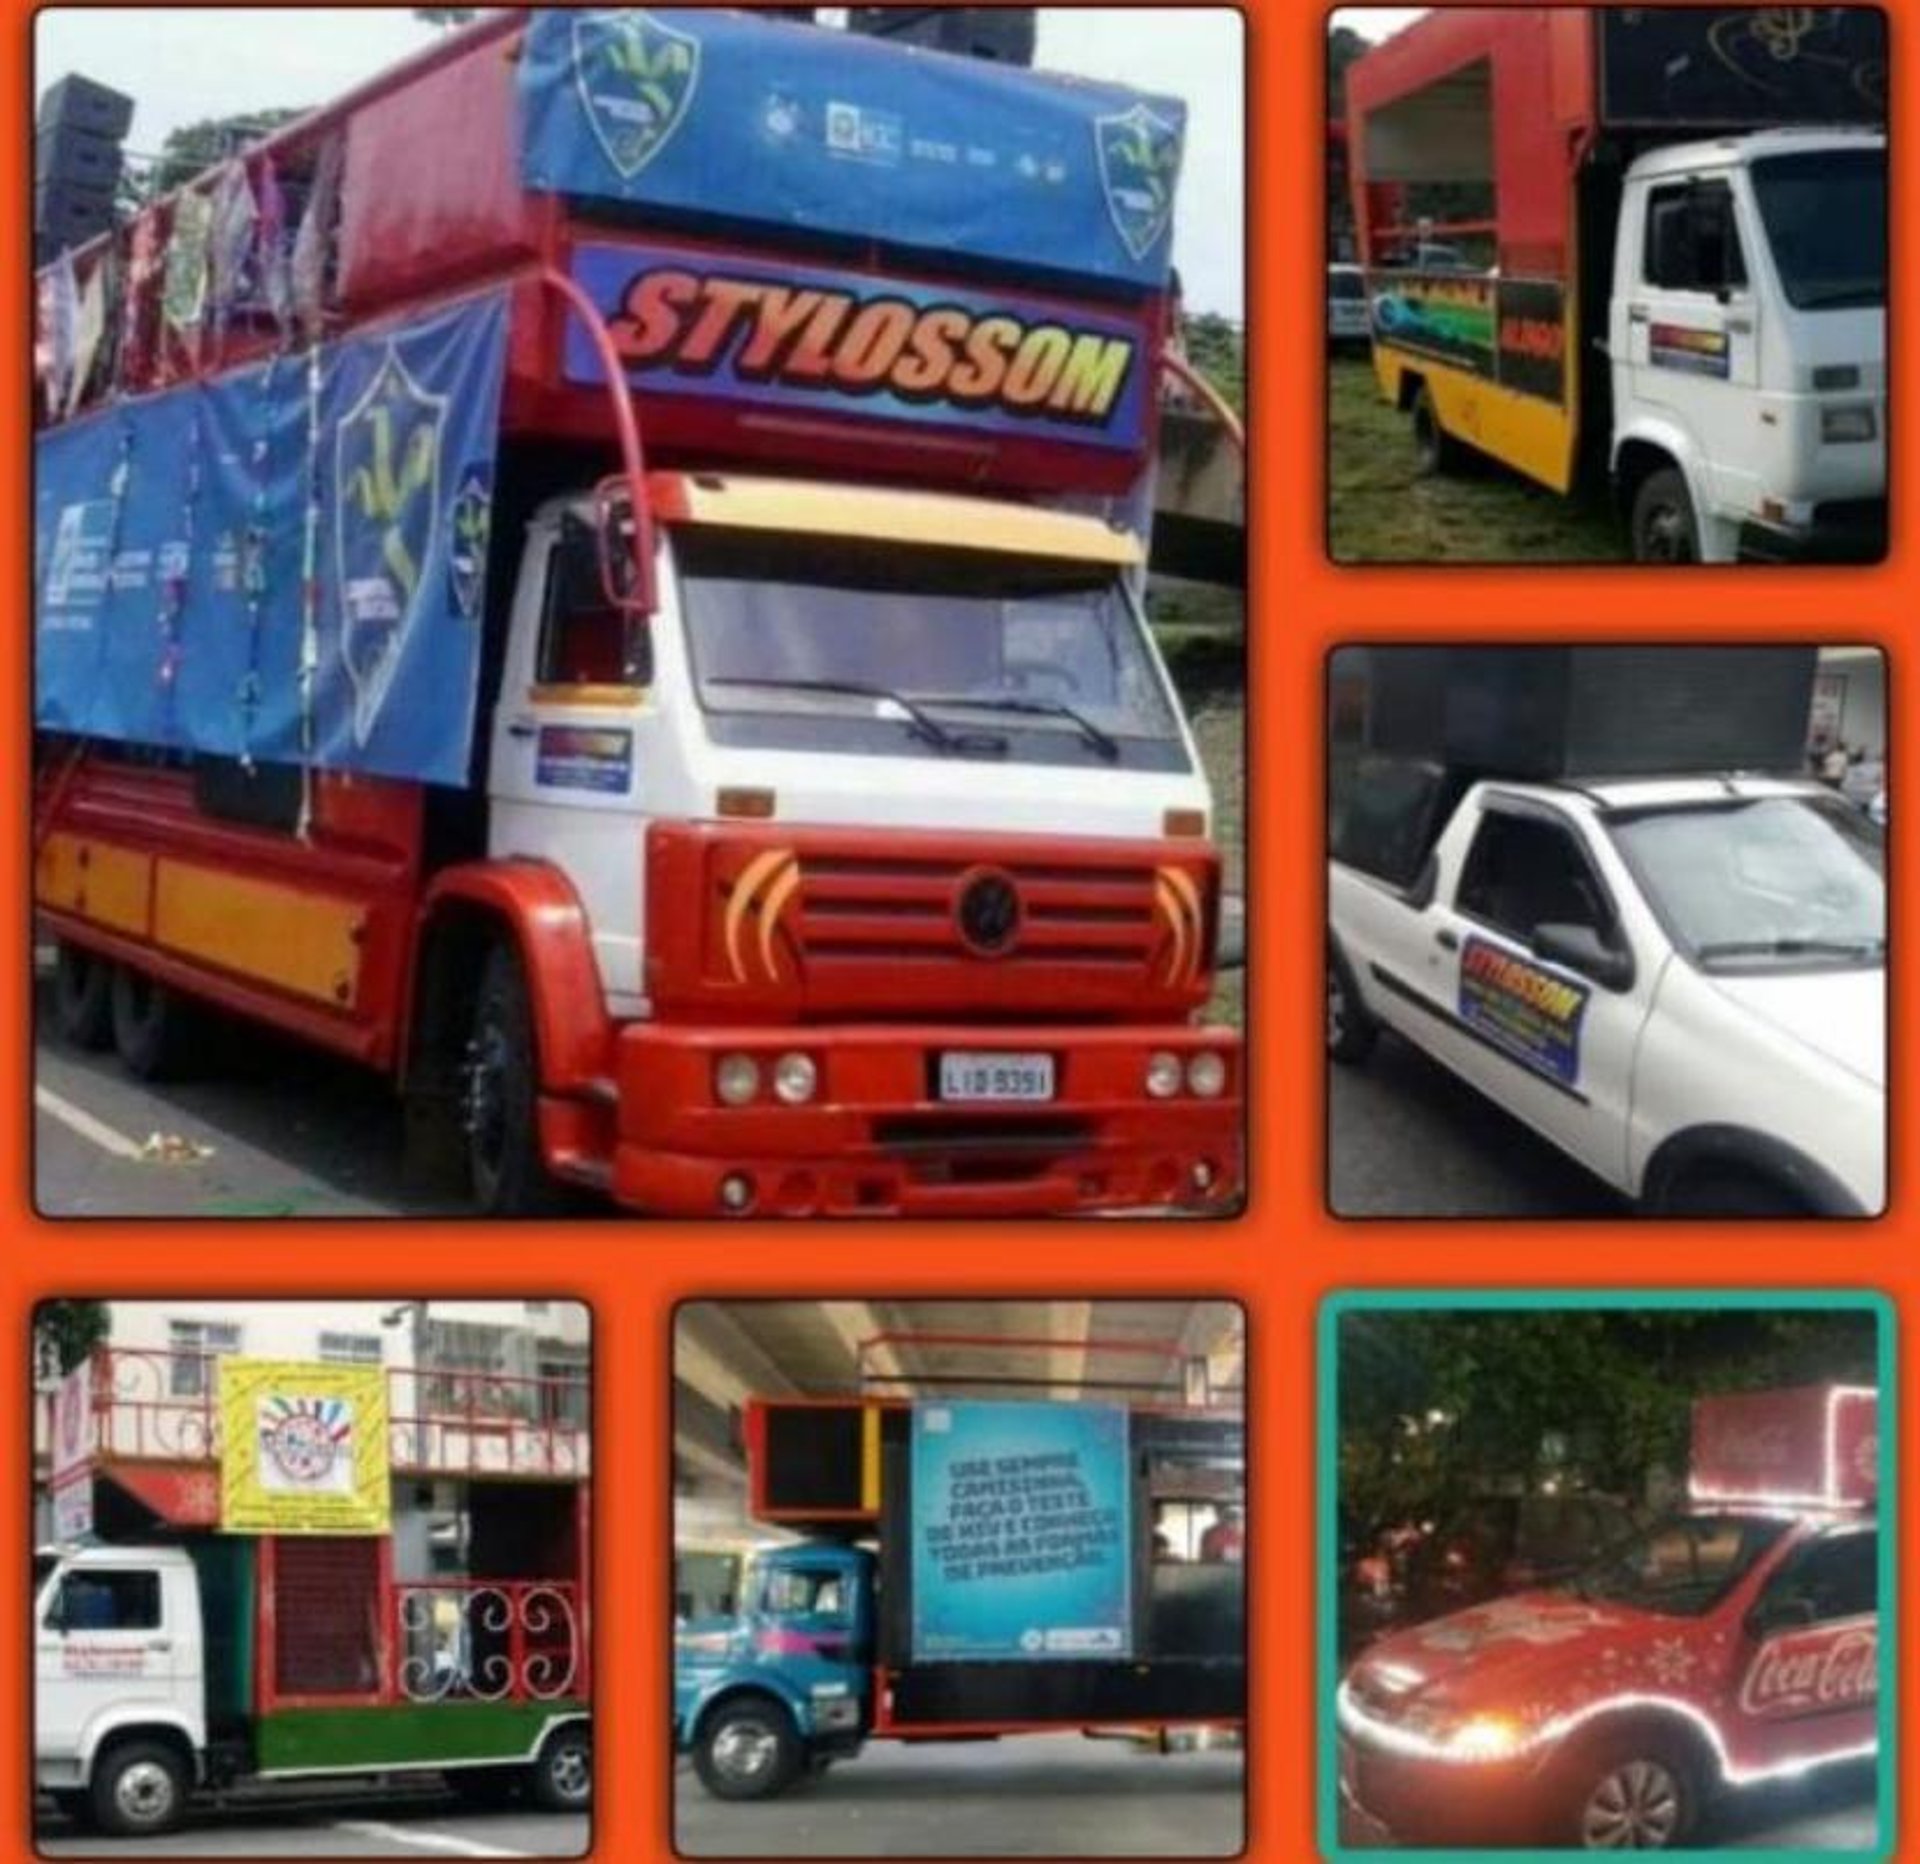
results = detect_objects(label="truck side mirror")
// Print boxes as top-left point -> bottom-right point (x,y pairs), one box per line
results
591,477 -> 655,618
1532,921 -> 1634,992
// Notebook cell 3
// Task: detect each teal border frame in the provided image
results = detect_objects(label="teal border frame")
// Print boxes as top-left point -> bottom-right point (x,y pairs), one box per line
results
1316,1289 -> 1897,1861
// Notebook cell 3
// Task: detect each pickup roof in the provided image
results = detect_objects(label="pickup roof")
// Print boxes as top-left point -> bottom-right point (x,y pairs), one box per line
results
1328,772 -> 1884,1215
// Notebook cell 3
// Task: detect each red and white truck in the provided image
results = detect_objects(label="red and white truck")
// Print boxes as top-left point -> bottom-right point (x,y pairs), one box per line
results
1337,1383 -> 1880,1849
33,10 -> 1242,1218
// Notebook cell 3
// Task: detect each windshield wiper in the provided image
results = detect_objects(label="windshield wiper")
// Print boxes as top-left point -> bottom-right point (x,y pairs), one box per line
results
907,692 -> 1122,763
704,678 -> 1007,757
1695,936 -> 1884,961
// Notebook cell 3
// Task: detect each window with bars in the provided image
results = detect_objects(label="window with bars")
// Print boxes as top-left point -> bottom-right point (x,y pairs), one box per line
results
538,1346 -> 590,1429
421,1320 -> 522,1417
318,1331 -> 383,1366
167,1320 -> 242,1398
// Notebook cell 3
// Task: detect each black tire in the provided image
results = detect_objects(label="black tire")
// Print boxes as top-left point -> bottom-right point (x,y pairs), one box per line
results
47,1788 -> 88,1824
694,1698 -> 802,1803
1631,467 -> 1700,563
530,1725 -> 592,1813
109,965 -> 196,1082
464,943 -> 564,1216
1410,384 -> 1457,476
1327,944 -> 1378,1065
1657,1170 -> 1807,1218
445,1765 -> 524,1809
1552,1730 -> 1703,1851
51,943 -> 113,1050
90,1739 -> 188,1839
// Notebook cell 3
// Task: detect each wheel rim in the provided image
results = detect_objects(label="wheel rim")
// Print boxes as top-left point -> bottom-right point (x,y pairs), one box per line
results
1640,502 -> 1693,563
114,1760 -> 175,1827
1581,1757 -> 1681,1850
712,1721 -> 778,1783
549,1743 -> 590,1802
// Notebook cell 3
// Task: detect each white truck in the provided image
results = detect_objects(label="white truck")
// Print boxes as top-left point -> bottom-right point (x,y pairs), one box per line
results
1328,649 -> 1885,1215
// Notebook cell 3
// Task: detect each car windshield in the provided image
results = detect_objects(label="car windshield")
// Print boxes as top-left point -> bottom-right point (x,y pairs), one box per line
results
675,528 -> 1187,773
1607,793 -> 1884,970
1566,1513 -> 1792,1618
1750,149 -> 1886,310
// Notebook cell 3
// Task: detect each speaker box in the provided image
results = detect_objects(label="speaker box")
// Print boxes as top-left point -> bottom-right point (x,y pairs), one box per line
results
36,121 -> 123,194
37,72 -> 134,141
34,175 -> 114,253
850,6 -> 1037,65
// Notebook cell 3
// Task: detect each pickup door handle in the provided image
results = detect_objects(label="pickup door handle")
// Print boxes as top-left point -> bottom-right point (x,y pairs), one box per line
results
1434,929 -> 1460,952
145,1639 -> 172,1653
1626,305 -> 1649,325
506,719 -> 538,741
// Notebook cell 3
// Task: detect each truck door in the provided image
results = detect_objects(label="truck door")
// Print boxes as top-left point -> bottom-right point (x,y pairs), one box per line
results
1426,800 -> 1652,1192
1618,173 -> 1762,524
1725,1526 -> 1877,1771
486,510 -> 663,1012
36,1560 -> 191,1762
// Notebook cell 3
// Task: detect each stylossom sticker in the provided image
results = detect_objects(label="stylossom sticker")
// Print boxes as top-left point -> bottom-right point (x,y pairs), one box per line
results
1650,322 -> 1731,379
537,725 -> 634,794
1457,936 -> 1590,1087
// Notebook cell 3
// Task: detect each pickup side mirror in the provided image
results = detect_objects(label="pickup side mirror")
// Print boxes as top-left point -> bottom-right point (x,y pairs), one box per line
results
1532,922 -> 1635,992
1746,1593 -> 1817,1640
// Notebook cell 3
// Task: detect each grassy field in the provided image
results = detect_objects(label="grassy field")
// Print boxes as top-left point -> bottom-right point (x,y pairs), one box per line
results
1327,357 -> 1626,564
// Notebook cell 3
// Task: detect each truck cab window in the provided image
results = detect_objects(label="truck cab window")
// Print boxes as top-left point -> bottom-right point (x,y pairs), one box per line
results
538,523 -> 649,690
1456,812 -> 1612,944
49,1570 -> 160,1632
1645,181 -> 1747,293
1756,1530 -> 1876,1625
763,1568 -> 847,1621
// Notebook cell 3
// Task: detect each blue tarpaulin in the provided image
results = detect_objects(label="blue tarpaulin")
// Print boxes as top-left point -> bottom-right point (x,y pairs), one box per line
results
518,9 -> 1186,296
35,290 -> 509,788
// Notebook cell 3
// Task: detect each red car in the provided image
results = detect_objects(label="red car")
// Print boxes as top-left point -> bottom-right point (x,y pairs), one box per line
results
1337,1385 -> 1878,1849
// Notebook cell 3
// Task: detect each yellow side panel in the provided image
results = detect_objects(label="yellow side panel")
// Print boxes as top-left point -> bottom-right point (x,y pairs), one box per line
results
153,863 -> 365,1008
35,834 -> 153,937
1389,349 -> 1578,495
861,1404 -> 882,1514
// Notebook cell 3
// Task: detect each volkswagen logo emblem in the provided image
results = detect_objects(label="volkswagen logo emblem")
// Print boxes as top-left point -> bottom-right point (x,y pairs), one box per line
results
957,869 -> 1022,957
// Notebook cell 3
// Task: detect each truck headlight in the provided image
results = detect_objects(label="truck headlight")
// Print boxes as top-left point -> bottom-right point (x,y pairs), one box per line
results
1145,1052 -> 1183,1099
1187,1052 -> 1228,1099
1821,404 -> 1877,444
715,1054 -> 761,1106
772,1052 -> 818,1105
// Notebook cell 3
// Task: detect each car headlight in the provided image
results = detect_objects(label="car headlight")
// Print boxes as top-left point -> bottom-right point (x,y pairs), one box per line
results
1187,1052 -> 1228,1099
715,1053 -> 761,1106
1446,1713 -> 1524,1760
1821,403 -> 1877,444
772,1052 -> 818,1105
1145,1052 -> 1183,1099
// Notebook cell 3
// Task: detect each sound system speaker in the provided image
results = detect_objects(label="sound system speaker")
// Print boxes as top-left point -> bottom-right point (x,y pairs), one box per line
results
34,177 -> 115,253
37,72 -> 134,142
849,7 -> 1037,66
35,72 -> 133,262
36,121 -> 123,194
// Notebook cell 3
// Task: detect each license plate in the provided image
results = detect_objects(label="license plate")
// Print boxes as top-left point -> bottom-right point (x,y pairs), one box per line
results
938,1052 -> 1055,1103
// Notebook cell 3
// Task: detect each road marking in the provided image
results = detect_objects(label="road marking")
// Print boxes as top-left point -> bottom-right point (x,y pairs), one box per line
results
33,1084 -> 146,1162
329,1821 -> 533,1859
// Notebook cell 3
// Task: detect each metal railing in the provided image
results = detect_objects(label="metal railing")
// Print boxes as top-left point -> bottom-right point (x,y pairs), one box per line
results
392,1579 -> 587,1704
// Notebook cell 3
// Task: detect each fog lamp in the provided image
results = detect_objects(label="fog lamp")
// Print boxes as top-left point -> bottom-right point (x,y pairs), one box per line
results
773,1052 -> 818,1105
715,1053 -> 761,1106
1145,1052 -> 1183,1099
1187,1052 -> 1228,1099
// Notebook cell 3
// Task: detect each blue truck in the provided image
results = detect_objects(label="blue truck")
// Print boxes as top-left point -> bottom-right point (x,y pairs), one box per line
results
674,1396 -> 1244,1800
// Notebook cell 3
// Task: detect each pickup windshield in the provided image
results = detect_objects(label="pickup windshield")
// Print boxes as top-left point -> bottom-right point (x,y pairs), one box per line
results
1565,1513 -> 1791,1618
675,528 -> 1187,772
1750,148 -> 1886,310
1607,793 -> 1884,971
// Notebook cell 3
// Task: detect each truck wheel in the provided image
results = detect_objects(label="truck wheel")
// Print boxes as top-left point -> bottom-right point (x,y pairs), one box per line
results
464,943 -> 564,1216
1410,384 -> 1457,476
1327,946 -> 1378,1065
1658,1171 -> 1806,1218
695,1699 -> 801,1802
90,1740 -> 188,1838
1555,1732 -> 1702,1851
531,1725 -> 592,1812
51,943 -> 113,1050
110,965 -> 195,1082
1631,469 -> 1700,563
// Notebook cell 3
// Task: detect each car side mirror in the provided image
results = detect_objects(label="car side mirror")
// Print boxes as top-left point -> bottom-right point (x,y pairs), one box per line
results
1532,922 -> 1634,992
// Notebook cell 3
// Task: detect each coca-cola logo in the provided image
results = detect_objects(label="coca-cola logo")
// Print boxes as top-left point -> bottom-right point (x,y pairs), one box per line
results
1705,1421 -> 1792,1471
1739,1623 -> 1878,1719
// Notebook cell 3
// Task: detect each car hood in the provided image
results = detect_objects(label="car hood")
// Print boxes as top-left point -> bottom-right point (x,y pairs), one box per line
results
1707,964 -> 1884,1089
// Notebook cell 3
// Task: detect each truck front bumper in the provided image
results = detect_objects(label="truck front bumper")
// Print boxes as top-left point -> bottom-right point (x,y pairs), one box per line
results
1740,496 -> 1887,563
607,1023 -> 1243,1217
1338,1734 -> 1543,1847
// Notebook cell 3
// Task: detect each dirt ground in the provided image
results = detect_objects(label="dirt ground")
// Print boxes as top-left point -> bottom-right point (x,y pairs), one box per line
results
1326,356 -> 1626,565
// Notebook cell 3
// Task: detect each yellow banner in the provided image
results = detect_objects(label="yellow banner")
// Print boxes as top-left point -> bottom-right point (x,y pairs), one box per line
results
218,1359 -> 390,1535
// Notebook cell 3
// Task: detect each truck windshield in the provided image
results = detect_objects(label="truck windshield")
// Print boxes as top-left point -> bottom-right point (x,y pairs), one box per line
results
1750,149 -> 1886,310
1565,1513 -> 1791,1618
1606,794 -> 1884,971
675,529 -> 1188,772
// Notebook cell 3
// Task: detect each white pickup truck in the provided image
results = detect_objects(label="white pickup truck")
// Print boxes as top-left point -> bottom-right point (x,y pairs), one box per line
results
1329,772 -> 1884,1215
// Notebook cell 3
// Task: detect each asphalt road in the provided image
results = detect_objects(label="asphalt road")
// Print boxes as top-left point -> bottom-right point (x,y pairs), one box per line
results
37,1786 -> 587,1857
1329,1029 -> 1627,1219
675,1733 -> 1244,1858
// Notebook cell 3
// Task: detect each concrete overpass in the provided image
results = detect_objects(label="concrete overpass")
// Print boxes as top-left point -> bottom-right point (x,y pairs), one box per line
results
1152,406 -> 1245,588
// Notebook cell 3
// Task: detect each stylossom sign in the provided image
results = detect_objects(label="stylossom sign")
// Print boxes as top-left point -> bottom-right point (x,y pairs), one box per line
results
218,1358 -> 391,1535
565,243 -> 1152,453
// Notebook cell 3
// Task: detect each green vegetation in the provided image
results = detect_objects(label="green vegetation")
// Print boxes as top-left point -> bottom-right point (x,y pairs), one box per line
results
1182,313 -> 1245,418
1327,358 -> 1626,564
1191,703 -> 1245,1032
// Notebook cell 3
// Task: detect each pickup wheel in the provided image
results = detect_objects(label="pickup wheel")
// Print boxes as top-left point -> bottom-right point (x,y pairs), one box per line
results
51,943 -> 113,1050
1657,1170 -> 1807,1218
464,943 -> 565,1217
1410,384 -> 1458,476
90,1739 -> 188,1839
1552,1731 -> 1702,1851
695,1699 -> 802,1802
110,965 -> 197,1082
1327,945 -> 1378,1065
1631,468 -> 1700,563
531,1725 -> 592,1812
445,1765 -> 524,1809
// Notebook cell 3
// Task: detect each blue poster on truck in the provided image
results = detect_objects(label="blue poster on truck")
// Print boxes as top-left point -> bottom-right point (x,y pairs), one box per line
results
910,1401 -> 1132,1662
517,9 -> 1185,294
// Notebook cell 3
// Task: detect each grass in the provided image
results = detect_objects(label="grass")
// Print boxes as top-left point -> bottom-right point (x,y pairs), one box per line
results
1326,357 -> 1627,564
1190,698 -> 1246,1032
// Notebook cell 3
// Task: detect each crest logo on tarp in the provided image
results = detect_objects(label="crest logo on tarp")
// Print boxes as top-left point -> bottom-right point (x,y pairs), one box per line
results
572,10 -> 701,181
335,345 -> 446,746
1093,103 -> 1182,263
448,465 -> 492,621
